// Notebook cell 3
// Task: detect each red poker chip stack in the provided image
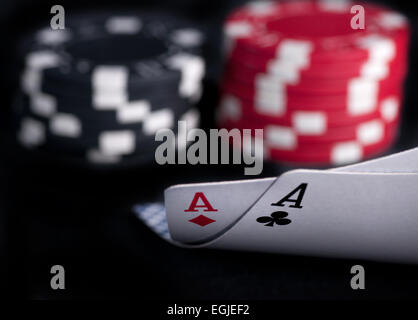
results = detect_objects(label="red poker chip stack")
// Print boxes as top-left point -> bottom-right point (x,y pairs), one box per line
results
217,0 -> 410,166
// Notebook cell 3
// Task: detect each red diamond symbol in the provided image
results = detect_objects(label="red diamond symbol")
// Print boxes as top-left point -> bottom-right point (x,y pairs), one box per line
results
189,215 -> 216,227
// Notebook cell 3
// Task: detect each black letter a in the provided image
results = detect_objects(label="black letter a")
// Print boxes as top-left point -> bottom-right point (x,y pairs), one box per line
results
271,183 -> 308,209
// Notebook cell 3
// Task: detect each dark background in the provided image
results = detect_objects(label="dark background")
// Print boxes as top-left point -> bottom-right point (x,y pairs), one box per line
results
0,0 -> 418,300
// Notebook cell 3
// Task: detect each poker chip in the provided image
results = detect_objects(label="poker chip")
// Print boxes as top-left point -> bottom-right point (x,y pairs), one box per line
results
14,11 -> 205,167
218,0 -> 409,166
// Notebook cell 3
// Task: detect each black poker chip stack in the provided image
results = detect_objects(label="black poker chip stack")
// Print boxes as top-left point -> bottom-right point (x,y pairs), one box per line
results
13,11 -> 205,168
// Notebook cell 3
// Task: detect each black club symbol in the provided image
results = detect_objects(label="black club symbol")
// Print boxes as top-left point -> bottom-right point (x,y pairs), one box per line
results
256,211 -> 291,227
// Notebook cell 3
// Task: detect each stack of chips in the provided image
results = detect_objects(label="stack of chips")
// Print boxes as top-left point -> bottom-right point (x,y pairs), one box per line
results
14,11 -> 205,167
218,0 -> 409,165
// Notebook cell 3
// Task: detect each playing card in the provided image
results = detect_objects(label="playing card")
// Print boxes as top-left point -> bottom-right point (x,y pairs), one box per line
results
333,147 -> 418,173
134,147 -> 418,263
164,178 -> 275,244
200,170 -> 418,264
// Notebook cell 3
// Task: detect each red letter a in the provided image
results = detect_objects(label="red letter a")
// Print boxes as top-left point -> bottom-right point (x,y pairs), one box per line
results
184,192 -> 218,212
